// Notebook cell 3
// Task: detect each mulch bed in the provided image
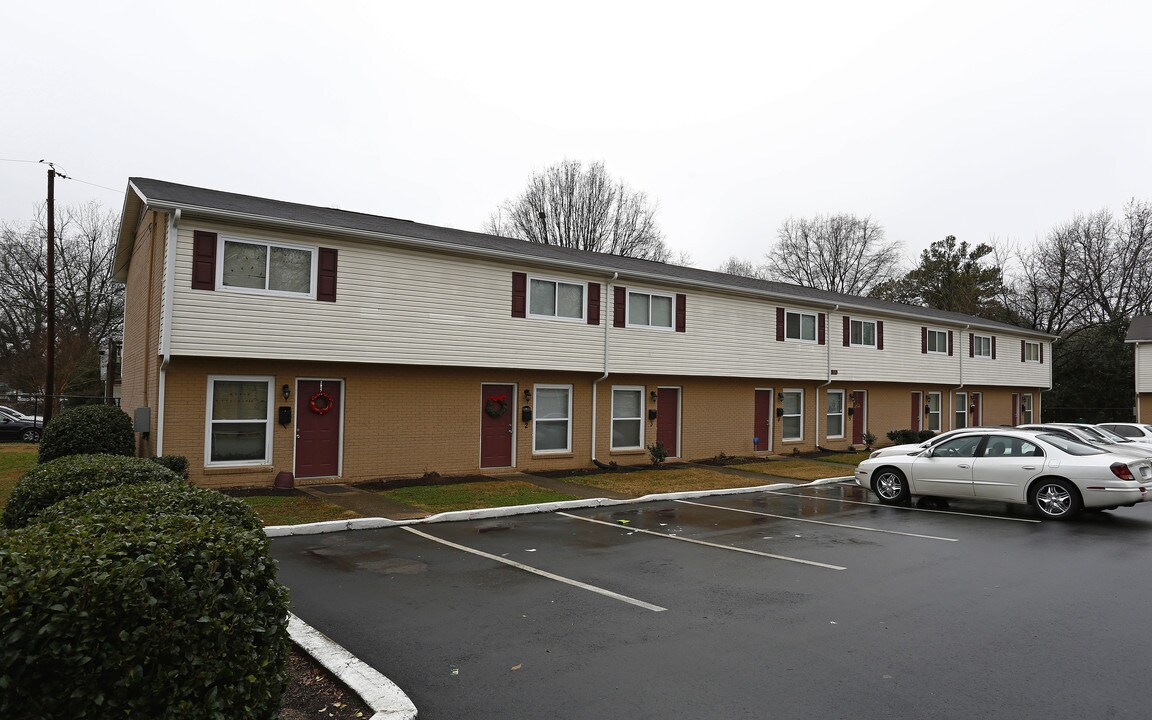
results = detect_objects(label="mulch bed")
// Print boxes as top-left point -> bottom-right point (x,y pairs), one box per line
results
279,645 -> 374,719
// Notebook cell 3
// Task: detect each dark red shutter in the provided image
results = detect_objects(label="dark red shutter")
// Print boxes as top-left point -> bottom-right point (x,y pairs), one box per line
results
969,334 -> 974,357
992,337 -> 996,359
613,286 -> 627,327
1040,343 -> 1044,364
877,321 -> 884,350
316,248 -> 338,302
843,317 -> 851,347
511,272 -> 527,318
921,327 -> 927,354
586,282 -> 600,325
818,313 -> 826,345
1021,340 -> 1026,362
776,307 -> 785,341
675,293 -> 686,333
947,331 -> 954,356
191,231 -> 217,290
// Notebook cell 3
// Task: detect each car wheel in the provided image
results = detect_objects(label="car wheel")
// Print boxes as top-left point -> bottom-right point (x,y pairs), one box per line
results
19,428 -> 41,443
1030,478 -> 1081,520
872,468 -> 910,505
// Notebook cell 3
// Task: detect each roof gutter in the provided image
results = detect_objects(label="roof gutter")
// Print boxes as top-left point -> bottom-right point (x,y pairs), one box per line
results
591,273 -> 618,467
135,200 -> 1055,341
816,304 -> 839,449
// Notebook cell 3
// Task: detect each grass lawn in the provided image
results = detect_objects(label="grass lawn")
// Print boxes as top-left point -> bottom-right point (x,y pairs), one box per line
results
729,458 -> 854,481
816,452 -> 870,466
0,443 -> 38,512
236,494 -> 362,526
376,480 -> 578,514
565,465 -> 790,497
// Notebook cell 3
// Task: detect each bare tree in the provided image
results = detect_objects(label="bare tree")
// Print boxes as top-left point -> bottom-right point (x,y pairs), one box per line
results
764,214 -> 902,295
716,256 -> 768,279
0,201 -> 123,398
485,160 -> 673,261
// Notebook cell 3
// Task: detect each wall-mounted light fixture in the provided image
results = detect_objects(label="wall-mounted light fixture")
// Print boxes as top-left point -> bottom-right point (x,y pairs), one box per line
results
650,390 -> 658,402
970,404 -> 977,413
776,407 -> 784,417
777,392 -> 784,402
524,388 -> 532,401
282,384 -> 291,401
924,404 -> 931,416
847,407 -> 855,416
648,408 -> 658,423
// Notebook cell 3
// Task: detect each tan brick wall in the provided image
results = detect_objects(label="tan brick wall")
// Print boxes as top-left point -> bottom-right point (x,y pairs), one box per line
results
119,210 -> 165,456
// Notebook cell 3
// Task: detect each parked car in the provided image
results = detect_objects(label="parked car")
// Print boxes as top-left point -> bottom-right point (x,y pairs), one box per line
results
1097,422 -> 1152,441
0,413 -> 42,443
1017,424 -> 1152,461
854,428 -> 1149,519
868,426 -> 1004,459
1056,422 -> 1152,455
0,405 -> 42,425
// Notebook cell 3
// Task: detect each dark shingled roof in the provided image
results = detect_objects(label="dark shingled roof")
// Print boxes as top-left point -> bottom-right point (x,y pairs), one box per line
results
1126,316 -> 1152,342
122,177 -> 1051,338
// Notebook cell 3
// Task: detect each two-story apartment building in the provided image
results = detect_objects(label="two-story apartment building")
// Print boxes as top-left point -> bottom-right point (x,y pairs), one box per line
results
113,178 -> 1054,489
1125,316 -> 1152,420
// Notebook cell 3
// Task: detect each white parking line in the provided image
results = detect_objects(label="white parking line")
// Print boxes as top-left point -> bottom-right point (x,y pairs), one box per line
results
675,500 -> 960,541
401,526 -> 667,612
759,487 -> 1042,523
556,512 -> 845,570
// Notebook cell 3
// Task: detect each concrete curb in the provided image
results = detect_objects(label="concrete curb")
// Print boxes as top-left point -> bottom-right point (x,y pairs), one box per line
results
273,474 -> 852,718
288,613 -> 418,720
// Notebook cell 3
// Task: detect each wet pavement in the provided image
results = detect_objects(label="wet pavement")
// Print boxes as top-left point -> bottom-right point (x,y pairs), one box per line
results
272,482 -> 1152,719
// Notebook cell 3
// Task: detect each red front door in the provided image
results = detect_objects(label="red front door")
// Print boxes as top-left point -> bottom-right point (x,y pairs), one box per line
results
296,379 -> 342,478
480,384 -> 514,468
851,391 -> 866,445
656,387 -> 680,458
911,392 -> 922,432
754,389 -> 773,451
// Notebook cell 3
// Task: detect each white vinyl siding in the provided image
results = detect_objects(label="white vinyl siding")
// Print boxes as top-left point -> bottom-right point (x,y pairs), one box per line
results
533,385 -> 572,453
205,376 -> 273,466
782,389 -> 804,441
611,386 -> 644,450
826,390 -> 845,439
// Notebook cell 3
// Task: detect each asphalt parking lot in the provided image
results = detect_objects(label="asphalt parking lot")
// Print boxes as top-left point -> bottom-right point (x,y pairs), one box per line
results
271,483 -> 1152,720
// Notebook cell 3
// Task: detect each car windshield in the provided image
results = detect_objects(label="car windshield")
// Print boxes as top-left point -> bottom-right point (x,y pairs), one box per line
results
1038,433 -> 1105,456
1090,425 -> 1131,442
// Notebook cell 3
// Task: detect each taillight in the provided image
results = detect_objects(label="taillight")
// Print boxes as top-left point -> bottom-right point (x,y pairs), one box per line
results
1110,462 -> 1136,481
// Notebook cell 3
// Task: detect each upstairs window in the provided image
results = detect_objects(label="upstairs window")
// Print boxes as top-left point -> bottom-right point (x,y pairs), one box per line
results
973,335 -> 993,358
221,237 -> 315,296
786,310 -> 818,342
628,291 -> 674,329
529,277 -> 585,321
1024,341 -> 1041,362
850,319 -> 876,347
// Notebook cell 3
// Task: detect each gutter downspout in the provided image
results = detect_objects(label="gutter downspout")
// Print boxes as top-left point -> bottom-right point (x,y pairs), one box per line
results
591,273 -> 618,467
950,324 -> 970,431
156,208 -> 179,455
1041,335 -> 1059,422
816,305 -> 839,450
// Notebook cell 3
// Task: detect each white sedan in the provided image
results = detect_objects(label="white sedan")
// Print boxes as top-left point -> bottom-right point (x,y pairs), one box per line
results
854,429 -> 1150,519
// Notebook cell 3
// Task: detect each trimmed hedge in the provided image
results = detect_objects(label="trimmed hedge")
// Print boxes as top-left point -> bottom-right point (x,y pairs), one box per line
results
0,513 -> 289,719
34,481 -> 263,532
885,429 -> 937,445
38,404 -> 135,463
151,454 -> 190,479
2,454 -> 183,529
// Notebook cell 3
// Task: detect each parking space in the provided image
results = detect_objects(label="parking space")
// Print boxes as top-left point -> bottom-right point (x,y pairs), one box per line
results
272,482 -> 1152,720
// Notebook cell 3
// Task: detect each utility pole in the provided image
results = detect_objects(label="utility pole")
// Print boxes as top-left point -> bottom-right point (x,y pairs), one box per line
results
45,166 -> 56,426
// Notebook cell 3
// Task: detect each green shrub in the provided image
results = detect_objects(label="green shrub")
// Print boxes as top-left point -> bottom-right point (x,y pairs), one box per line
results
150,454 -> 190,479
917,430 -> 937,442
885,429 -> 919,444
2,454 -> 183,529
647,441 -> 668,465
0,513 -> 289,719
38,404 -> 135,463
34,481 -> 262,532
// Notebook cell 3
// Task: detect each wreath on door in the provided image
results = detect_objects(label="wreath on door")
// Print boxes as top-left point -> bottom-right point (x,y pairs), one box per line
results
485,394 -> 509,418
309,390 -> 334,415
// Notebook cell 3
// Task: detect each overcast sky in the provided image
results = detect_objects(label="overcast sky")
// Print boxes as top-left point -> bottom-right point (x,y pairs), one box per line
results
3,1 -> 1150,272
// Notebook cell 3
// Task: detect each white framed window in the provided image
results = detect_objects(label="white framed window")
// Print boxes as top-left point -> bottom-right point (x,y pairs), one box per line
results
1025,341 -> 1041,362
782,389 -> 804,441
610,386 -> 644,450
954,392 -> 968,429
926,391 -> 942,432
533,385 -> 572,453
528,276 -> 585,321
926,329 -> 949,354
205,376 -> 273,466
1020,393 -> 1034,424
786,310 -> 818,342
219,236 -> 316,297
826,389 -> 845,439
850,319 -> 876,348
973,335 -> 992,358
627,290 -> 674,329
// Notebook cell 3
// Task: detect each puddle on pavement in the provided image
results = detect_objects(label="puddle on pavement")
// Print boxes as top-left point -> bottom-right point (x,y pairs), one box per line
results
303,546 -> 427,575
